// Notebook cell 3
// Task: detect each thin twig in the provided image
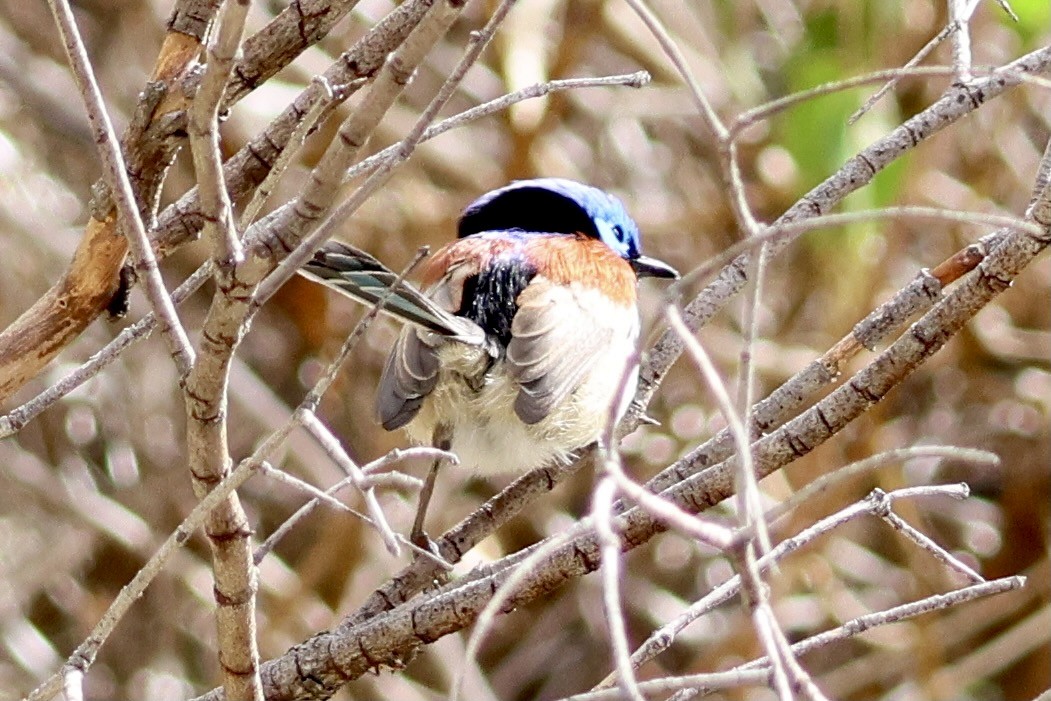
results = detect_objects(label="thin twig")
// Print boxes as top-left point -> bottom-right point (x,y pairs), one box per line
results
669,206 -> 1041,294
252,446 -> 441,564
734,243 -> 772,555
239,76 -> 336,230
665,307 -> 761,540
766,446 -> 1000,525
995,0 -> 1020,22
561,669 -> 771,700
580,578 -> 1025,701
46,0 -> 195,375
849,26 -> 957,124
875,487 -> 985,582
735,576 -> 1026,673
742,66 -> 1051,137
593,476 -> 645,701
257,460 -> 355,514
344,72 -> 649,183
296,411 -> 403,557
189,0 -> 250,263
666,304 -> 805,697
622,0 -> 726,141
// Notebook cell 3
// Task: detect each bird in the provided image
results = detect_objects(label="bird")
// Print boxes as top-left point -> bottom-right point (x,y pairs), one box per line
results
300,178 -> 678,542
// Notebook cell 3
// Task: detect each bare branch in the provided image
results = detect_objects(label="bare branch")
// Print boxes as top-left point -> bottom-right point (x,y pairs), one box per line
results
737,576 -> 1026,674
622,0 -> 726,141
26,445 -> 263,701
592,478 -> 645,701
948,0 -> 978,82
0,1 -> 216,403
239,77 -> 335,230
189,0 -> 251,263
634,44 -> 1051,417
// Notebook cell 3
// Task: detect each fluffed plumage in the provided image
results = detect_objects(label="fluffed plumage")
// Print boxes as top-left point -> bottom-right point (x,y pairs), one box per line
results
301,178 -> 677,475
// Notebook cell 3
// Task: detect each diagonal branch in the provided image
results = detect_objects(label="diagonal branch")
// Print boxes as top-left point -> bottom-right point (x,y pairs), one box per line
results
45,0 -> 196,377
631,42 -> 1051,419
194,97 -> 1051,701
0,2 -> 214,403
151,0 -> 436,258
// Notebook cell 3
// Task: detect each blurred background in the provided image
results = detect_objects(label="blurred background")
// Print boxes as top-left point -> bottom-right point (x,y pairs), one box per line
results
0,1 -> 1048,699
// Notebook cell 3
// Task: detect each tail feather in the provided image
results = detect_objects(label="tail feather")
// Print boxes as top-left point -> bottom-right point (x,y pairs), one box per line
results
300,241 -> 487,345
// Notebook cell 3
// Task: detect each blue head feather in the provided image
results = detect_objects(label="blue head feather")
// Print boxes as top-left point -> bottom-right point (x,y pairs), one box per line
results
458,178 -> 643,260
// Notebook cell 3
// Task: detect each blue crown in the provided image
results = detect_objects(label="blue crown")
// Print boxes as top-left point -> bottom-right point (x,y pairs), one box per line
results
457,178 -> 642,260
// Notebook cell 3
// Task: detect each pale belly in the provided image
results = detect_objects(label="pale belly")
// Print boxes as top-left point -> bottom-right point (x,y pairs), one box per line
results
402,339 -> 638,475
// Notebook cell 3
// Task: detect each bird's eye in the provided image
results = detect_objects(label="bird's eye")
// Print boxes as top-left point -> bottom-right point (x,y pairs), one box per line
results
613,224 -> 625,241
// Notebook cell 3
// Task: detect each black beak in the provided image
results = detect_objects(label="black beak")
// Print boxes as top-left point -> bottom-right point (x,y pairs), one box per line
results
631,255 -> 679,280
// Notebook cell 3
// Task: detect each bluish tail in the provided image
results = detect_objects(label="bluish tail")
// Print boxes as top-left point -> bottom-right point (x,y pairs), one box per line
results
300,241 -> 486,344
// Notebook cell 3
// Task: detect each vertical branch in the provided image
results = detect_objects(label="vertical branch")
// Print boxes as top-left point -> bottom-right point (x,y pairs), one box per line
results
948,0 -> 977,82
592,478 -> 644,701
182,3 -> 471,699
734,246 -> 770,549
723,135 -> 770,553
182,389 -> 263,701
182,269 -> 263,699
189,0 -> 251,263
182,1 -> 261,699
44,0 -> 195,375
183,362 -> 264,701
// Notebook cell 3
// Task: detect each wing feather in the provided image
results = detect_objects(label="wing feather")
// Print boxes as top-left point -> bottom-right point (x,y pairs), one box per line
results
376,329 -> 439,430
508,278 -> 632,425
374,258 -> 489,430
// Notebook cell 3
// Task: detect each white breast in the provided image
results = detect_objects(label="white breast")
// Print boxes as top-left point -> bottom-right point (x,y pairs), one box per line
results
401,289 -> 640,475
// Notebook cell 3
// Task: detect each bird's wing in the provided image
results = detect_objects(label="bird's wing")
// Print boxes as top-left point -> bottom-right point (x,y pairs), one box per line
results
507,277 -> 636,425
300,241 -> 492,430
375,329 -> 441,430
374,252 -> 495,431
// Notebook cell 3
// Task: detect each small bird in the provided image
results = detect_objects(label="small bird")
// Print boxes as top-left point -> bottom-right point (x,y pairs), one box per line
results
301,178 -> 677,540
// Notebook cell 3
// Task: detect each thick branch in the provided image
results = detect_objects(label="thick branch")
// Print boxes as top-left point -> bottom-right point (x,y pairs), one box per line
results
0,11 -> 211,403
